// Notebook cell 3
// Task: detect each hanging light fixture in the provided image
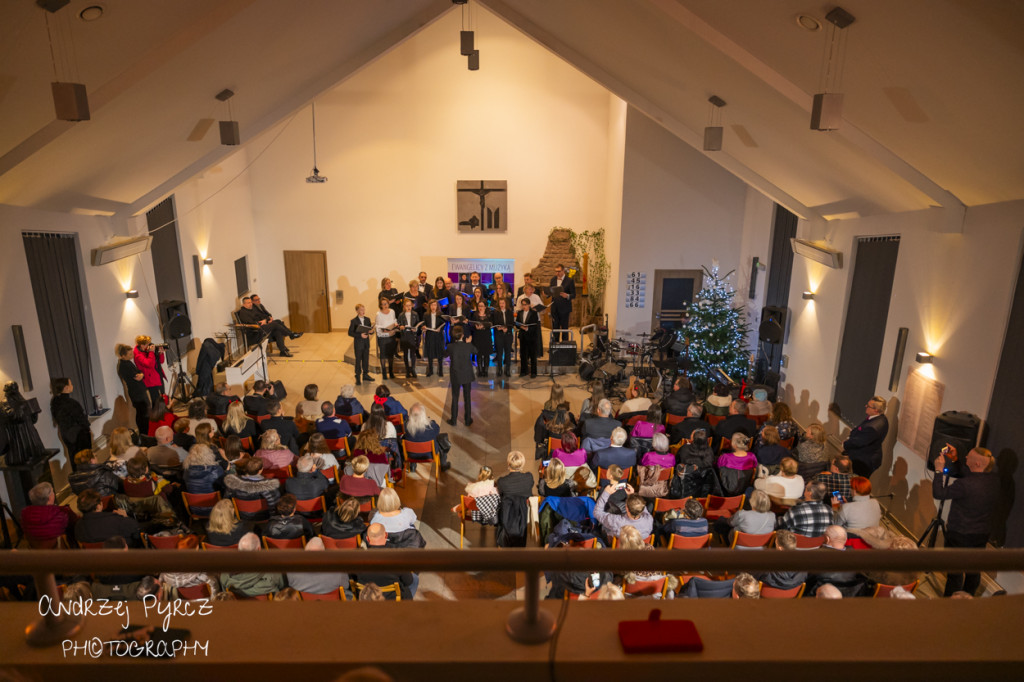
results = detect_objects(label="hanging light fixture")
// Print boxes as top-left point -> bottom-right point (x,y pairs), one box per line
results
454,0 -> 480,70
703,95 -> 726,151
216,89 -> 240,145
305,101 -> 327,184
39,0 -> 91,121
810,6 -> 856,131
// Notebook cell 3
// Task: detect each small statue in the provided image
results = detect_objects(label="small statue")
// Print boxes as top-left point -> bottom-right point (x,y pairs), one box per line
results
0,381 -> 45,466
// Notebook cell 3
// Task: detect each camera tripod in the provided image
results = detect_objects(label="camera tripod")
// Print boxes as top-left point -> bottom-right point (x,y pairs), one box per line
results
917,473 -> 949,547
166,336 -> 196,409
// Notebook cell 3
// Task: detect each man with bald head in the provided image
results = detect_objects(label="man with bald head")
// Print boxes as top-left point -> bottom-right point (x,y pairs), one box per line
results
146,425 -> 185,468
355,523 -> 418,600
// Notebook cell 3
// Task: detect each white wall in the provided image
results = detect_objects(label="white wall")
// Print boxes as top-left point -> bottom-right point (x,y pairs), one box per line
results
781,199 -> 1024,535
616,107 -> 752,337
223,6 -> 626,328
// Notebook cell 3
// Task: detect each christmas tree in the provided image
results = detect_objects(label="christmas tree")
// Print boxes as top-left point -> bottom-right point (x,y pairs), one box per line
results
685,261 -> 750,393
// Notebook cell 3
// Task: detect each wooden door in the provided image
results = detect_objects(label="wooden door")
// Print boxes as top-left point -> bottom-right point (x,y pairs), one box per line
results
650,269 -> 703,333
283,251 -> 330,333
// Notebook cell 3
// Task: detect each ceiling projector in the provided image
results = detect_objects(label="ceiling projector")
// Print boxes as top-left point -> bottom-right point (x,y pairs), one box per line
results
306,167 -> 328,184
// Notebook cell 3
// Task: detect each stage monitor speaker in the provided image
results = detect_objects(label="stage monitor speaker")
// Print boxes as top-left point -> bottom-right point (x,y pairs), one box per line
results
928,411 -> 984,476
759,306 -> 787,344
549,341 -> 577,367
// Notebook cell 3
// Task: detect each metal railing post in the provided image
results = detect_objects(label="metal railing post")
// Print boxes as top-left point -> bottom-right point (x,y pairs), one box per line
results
506,570 -> 556,644
25,571 -> 83,647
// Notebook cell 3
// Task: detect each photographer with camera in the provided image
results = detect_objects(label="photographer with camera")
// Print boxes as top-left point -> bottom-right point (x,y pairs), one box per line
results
932,445 -> 1000,596
133,335 -> 167,408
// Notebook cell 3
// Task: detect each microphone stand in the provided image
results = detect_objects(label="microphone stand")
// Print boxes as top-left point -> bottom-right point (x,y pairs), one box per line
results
917,471 -> 949,548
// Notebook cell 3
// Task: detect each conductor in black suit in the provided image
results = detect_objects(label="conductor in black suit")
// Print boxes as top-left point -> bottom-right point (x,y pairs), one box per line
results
549,263 -> 575,342
843,395 -> 889,477
516,298 -> 540,378
347,303 -> 374,385
445,325 -> 477,427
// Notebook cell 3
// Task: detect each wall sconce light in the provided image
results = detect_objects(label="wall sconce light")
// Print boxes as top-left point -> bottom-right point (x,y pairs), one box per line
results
915,352 -> 934,364
203,257 -> 213,265
802,291 -> 815,300
125,290 -> 139,299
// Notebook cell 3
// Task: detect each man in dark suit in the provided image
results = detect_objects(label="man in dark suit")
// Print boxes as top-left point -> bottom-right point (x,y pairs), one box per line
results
516,298 -> 540,378
206,382 -> 240,416
662,376 -> 695,417
590,428 -> 637,473
347,303 -> 374,385
261,399 -> 301,454
714,400 -> 759,445
548,263 -> 576,342
843,396 -> 889,477
243,380 -> 273,416
581,399 -> 620,440
237,296 -> 298,357
516,272 -> 536,298
417,272 -> 433,300
316,402 -> 352,440
75,488 -> 142,547
445,325 -> 477,427
669,403 -> 708,444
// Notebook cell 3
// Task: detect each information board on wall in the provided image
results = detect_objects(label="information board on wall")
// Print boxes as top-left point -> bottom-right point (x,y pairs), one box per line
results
624,271 -> 646,308
898,368 -> 945,457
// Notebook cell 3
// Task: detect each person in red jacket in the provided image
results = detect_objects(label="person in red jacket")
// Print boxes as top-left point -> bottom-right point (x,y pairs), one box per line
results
21,482 -> 78,545
133,335 -> 166,408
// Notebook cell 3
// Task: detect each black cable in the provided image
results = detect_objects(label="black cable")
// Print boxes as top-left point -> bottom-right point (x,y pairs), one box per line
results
547,591 -> 572,682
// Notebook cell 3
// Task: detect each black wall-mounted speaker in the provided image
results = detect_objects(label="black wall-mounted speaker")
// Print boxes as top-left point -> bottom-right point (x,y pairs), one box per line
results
759,306 -> 787,344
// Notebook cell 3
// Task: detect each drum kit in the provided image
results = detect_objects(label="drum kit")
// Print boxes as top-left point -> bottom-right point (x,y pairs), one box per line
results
578,326 -> 690,400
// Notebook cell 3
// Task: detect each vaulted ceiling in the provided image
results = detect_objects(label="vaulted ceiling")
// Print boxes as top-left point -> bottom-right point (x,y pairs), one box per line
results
1,0 -> 1021,223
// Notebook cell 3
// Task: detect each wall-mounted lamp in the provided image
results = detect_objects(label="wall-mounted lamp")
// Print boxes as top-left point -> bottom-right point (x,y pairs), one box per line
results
915,352 -> 934,364
203,257 -> 214,265
125,290 -> 139,299
802,291 -> 815,300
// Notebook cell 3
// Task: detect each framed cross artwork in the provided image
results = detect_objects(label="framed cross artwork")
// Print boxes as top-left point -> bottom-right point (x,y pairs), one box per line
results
457,180 -> 507,233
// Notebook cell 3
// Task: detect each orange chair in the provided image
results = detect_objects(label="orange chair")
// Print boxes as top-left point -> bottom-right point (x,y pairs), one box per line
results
597,466 -> 633,485
779,436 -> 796,449
665,413 -> 686,427
401,439 -> 440,491
319,534 -> 360,549
751,413 -> 770,428
387,413 -> 405,436
300,588 -> 347,601
456,495 -> 479,549
78,541 -> 106,549
353,581 -> 402,601
793,533 -> 827,549
569,537 -> 598,549
295,496 -> 326,523
625,414 -> 645,428
319,465 -> 339,483
255,414 -> 272,427
263,468 -> 291,483
99,495 -> 114,511
239,436 -> 255,452
761,584 -> 806,599
653,497 -> 691,514
730,531 -> 775,549
27,534 -> 69,550
706,414 -> 725,428
232,497 -> 269,519
183,491 -> 221,522
546,437 -> 559,457
611,534 -> 655,548
623,577 -> 669,598
703,494 -> 745,521
123,478 -> 158,498
262,536 -> 307,550
873,580 -> 919,598
324,438 -> 351,458
201,542 -> 238,551
146,533 -> 185,549
667,533 -> 711,549
176,583 -> 213,600
358,497 -> 376,517
339,413 -> 364,430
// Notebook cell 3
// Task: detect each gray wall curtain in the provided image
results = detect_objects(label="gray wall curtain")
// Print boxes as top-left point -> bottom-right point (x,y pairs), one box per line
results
22,232 -> 94,411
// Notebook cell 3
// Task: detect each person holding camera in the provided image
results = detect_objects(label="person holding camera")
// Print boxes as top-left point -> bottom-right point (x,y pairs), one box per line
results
932,445 -> 1000,596
133,335 -> 166,409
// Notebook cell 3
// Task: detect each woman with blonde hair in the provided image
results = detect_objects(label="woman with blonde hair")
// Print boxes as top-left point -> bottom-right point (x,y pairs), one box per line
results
107,426 -> 140,463
183,443 -> 227,495
254,429 -> 295,472
465,465 -> 497,498
796,422 -> 828,464
495,451 -> 533,547
222,401 -> 257,442
543,383 -> 567,413
755,456 -> 805,500
618,525 -> 675,597
539,458 -> 573,497
369,487 -> 417,533
194,422 -> 225,458
205,498 -> 251,547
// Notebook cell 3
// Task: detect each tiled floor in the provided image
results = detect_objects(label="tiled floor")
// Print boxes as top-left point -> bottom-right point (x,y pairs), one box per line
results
264,330 -> 592,600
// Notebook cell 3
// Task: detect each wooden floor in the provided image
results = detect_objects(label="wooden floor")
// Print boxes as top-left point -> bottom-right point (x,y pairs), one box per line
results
261,330 -> 592,600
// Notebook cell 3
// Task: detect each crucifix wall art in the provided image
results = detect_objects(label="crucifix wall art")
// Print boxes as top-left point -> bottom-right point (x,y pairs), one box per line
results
457,180 -> 508,233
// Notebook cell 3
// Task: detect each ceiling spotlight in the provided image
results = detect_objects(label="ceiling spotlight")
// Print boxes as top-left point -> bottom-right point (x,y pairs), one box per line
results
915,352 -> 934,364
79,5 -> 104,21
125,289 -> 139,299
795,14 -> 821,31
802,291 -> 815,300
306,101 -> 327,184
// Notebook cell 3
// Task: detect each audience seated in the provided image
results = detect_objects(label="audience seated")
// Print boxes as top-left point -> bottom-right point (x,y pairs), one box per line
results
220,533 -> 284,598
355,524 -> 418,599
147,425 -> 186,468
590,427 -> 637,473
334,384 -> 368,419
186,398 -> 219,436
316,401 -> 352,440
105,426 -> 141,464
75,489 -> 141,547
285,454 -> 330,500
495,451 -> 534,547
123,453 -> 174,518
668,403 -> 708,444
374,384 -> 408,418
593,482 -> 653,541
223,456 -> 281,521
747,388 -> 772,418
404,402 -> 450,471
756,401 -> 800,446
753,530 -> 807,590
814,456 -> 854,503
295,384 -> 322,422
717,433 -> 758,496
713,400 -> 758,444
618,525 -> 673,597
753,425 -> 789,469
640,433 -> 674,469
205,381 -> 240,416
795,423 -> 828,470
243,380 -> 274,416
339,454 -> 383,500
172,418 -> 196,452
805,525 -> 864,597
347,430 -> 392,488
754,457 -> 805,501
253,429 -> 296,472
662,376 -> 695,417
732,573 -> 761,599
535,405 -> 577,455
68,448 -> 121,497
723,490 -> 775,545
147,401 -> 177,437
580,398 -> 619,442
261,400 -> 301,454
776,481 -> 831,537
617,383 -> 652,417
193,423 -> 225,461
302,433 -> 340,472
370,488 -> 418,533
265,494 -> 315,540
702,383 -> 732,418
321,496 -> 367,542
223,401 -> 258,441
538,458 -> 574,497
286,537 -> 352,598
160,535 -> 220,597
91,536 -> 147,600
21,482 -> 77,544
661,498 -> 708,542
836,477 -> 882,531
552,432 -> 587,468
205,498 -> 252,547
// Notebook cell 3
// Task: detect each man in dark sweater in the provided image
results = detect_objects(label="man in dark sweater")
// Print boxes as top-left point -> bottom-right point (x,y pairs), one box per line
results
261,400 -> 301,454
713,400 -> 758,444
669,403 -> 709,444
444,325 -> 477,427
932,446 -> 1000,596
75,488 -> 141,547
206,382 -> 240,416
662,376 -> 695,417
